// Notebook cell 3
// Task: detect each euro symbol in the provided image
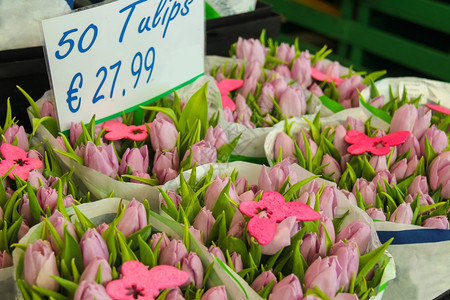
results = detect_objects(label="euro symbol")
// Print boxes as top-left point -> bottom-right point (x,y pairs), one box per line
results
67,72 -> 83,113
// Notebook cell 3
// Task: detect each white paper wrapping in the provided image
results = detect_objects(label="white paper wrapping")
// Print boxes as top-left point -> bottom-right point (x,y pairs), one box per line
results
161,161 -> 395,299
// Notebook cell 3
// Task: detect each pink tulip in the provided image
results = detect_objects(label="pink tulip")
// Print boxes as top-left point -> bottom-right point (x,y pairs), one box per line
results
336,220 -> 371,254
320,216 -> 336,244
80,257 -> 112,285
339,189 -> 357,206
18,221 -> 30,241
352,178 -> 376,206
279,86 -> 306,117
389,202 -> 413,224
429,151 -> 450,198
201,285 -> 228,300
329,240 -> 359,290
20,194 -> 33,226
372,170 -> 397,191
291,56 -> 312,88
397,135 -> 421,157
337,75 -> 366,108
37,186 -> 58,214
275,65 -> 292,78
369,155 -> 387,173
74,281 -> 111,300
227,211 -> 245,239
47,210 -> 78,252
276,43 -> 296,63
318,186 -> 339,219
345,117 -> 365,133
261,216 -> 298,255
83,142 -> 119,178
0,250 -> 12,269
244,61 -> 264,81
153,148 -> 179,184
258,83 -> 275,115
230,252 -> 243,273
118,146 -> 149,175
4,124 -> 29,151
258,159 -> 297,192
181,252 -> 203,289
251,270 -> 277,292
150,232 -> 171,251
236,37 -> 266,65
422,216 -> 449,229
420,125 -> 448,156
274,132 -> 295,161
239,76 -> 257,98
150,116 -> 178,151
193,207 -> 216,243
165,287 -> 185,300
159,239 -> 188,266
334,293 -> 359,300
390,156 -> 418,180
116,199 -> 147,237
408,176 -> 429,198
300,233 -> 320,265
70,122 -> 83,146
161,190 -> 182,210
269,274 -> 303,300
234,94 -> 253,123
183,140 -> 217,167
96,223 -> 109,235
204,176 -> 239,210
24,239 -> 59,291
366,208 -> 386,221
235,177 -> 248,195
322,154 -> 341,181
390,104 -> 431,140
333,125 -> 348,156
204,125 -> 228,149
304,256 -> 341,297
369,95 -> 385,109
239,190 -> 255,203
324,61 -> 341,78
296,130 -> 318,158
80,228 -> 109,268
27,170 -> 48,189
270,78 -> 288,98
208,245 -> 226,263
309,83 -> 324,97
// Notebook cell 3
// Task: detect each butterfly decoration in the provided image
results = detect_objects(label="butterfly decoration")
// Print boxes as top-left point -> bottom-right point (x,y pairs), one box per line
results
215,79 -> 244,112
239,191 -> 321,245
106,261 -> 189,300
425,104 -> 450,115
310,67 -> 344,86
102,120 -> 150,141
345,130 -> 410,156
0,143 -> 43,180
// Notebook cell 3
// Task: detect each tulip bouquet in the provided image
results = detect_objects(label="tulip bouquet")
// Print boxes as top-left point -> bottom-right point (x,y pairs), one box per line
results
13,197 -> 254,300
157,160 -> 394,299
27,82 -> 239,206
229,31 -> 386,110
265,104 -> 450,228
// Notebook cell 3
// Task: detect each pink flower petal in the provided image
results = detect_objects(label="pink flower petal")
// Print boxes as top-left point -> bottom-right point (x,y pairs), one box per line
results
248,215 -> 277,245
310,67 -> 343,86
380,131 -> 410,146
0,143 -> 27,161
426,104 -> 450,115
283,202 -> 321,221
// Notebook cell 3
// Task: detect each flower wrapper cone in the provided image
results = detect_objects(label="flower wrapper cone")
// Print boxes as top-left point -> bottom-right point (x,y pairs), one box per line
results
205,55 -> 321,162
149,210 -> 262,300
161,161 -> 395,299
372,221 -> 450,300
33,124 -> 161,212
264,107 -> 390,166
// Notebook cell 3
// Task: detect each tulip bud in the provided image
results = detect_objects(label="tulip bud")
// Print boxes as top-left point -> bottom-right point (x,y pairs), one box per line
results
80,228 -> 109,268
296,130 -> 318,158
153,148 -> 179,184
258,160 -> 297,192
258,83 -> 275,115
304,256 -> 340,297
339,189 -> 357,206
118,146 -> 149,175
408,176 -> 429,198
70,122 -> 83,146
291,56 -> 312,88
27,170 -> 48,189
189,226 -> 203,245
389,202 -> 413,224
261,216 -> 297,255
366,208 -> 386,221
332,125 -> 348,156
345,117 -> 365,133
322,154 -> 342,181
269,274 -> 303,300
204,176 -> 239,210
234,94 -> 253,124
390,104 -> 427,139
318,186 -> 339,219
336,220 -> 371,254
0,250 -> 12,269
208,246 -> 226,263
150,117 -> 179,151
37,186 -> 58,214
397,135 -> 421,158
4,124 -> 29,151
390,157 -> 417,180
251,270 -> 277,292
181,252 -> 203,289
300,233 -> 320,265
84,142 -> 119,178
24,239 -> 59,291
236,37 -> 266,65
270,78 -> 288,98
18,221 -> 30,241
116,199 -> 147,237
352,178 -> 376,206
324,61 -> 341,78
329,240 -> 359,290
244,60 -> 264,81
235,177 -> 248,195
334,293 -> 359,300
75,281 -> 111,300
239,190 -> 255,203
150,232 -> 171,252
162,190 -> 182,210
227,211 -> 245,239
193,207 -> 216,243
274,132 -> 295,161
96,223 -> 109,236
372,170 -> 397,192
159,239 -> 188,266
369,95 -> 385,109
80,257 -> 112,285
183,141 -> 217,168
309,83 -> 324,97
429,151 -> 450,198
338,76 -> 365,108
20,194 -> 33,226
204,125 -> 228,149
47,210 -> 78,252
420,125 -> 448,156
229,252 -> 243,273
276,43 -> 296,63
279,86 -> 306,118
422,216 -> 449,229
369,156 -> 387,173
201,285 -> 228,300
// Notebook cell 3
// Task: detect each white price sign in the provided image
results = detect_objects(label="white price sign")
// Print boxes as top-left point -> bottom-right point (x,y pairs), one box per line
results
42,0 -> 204,132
